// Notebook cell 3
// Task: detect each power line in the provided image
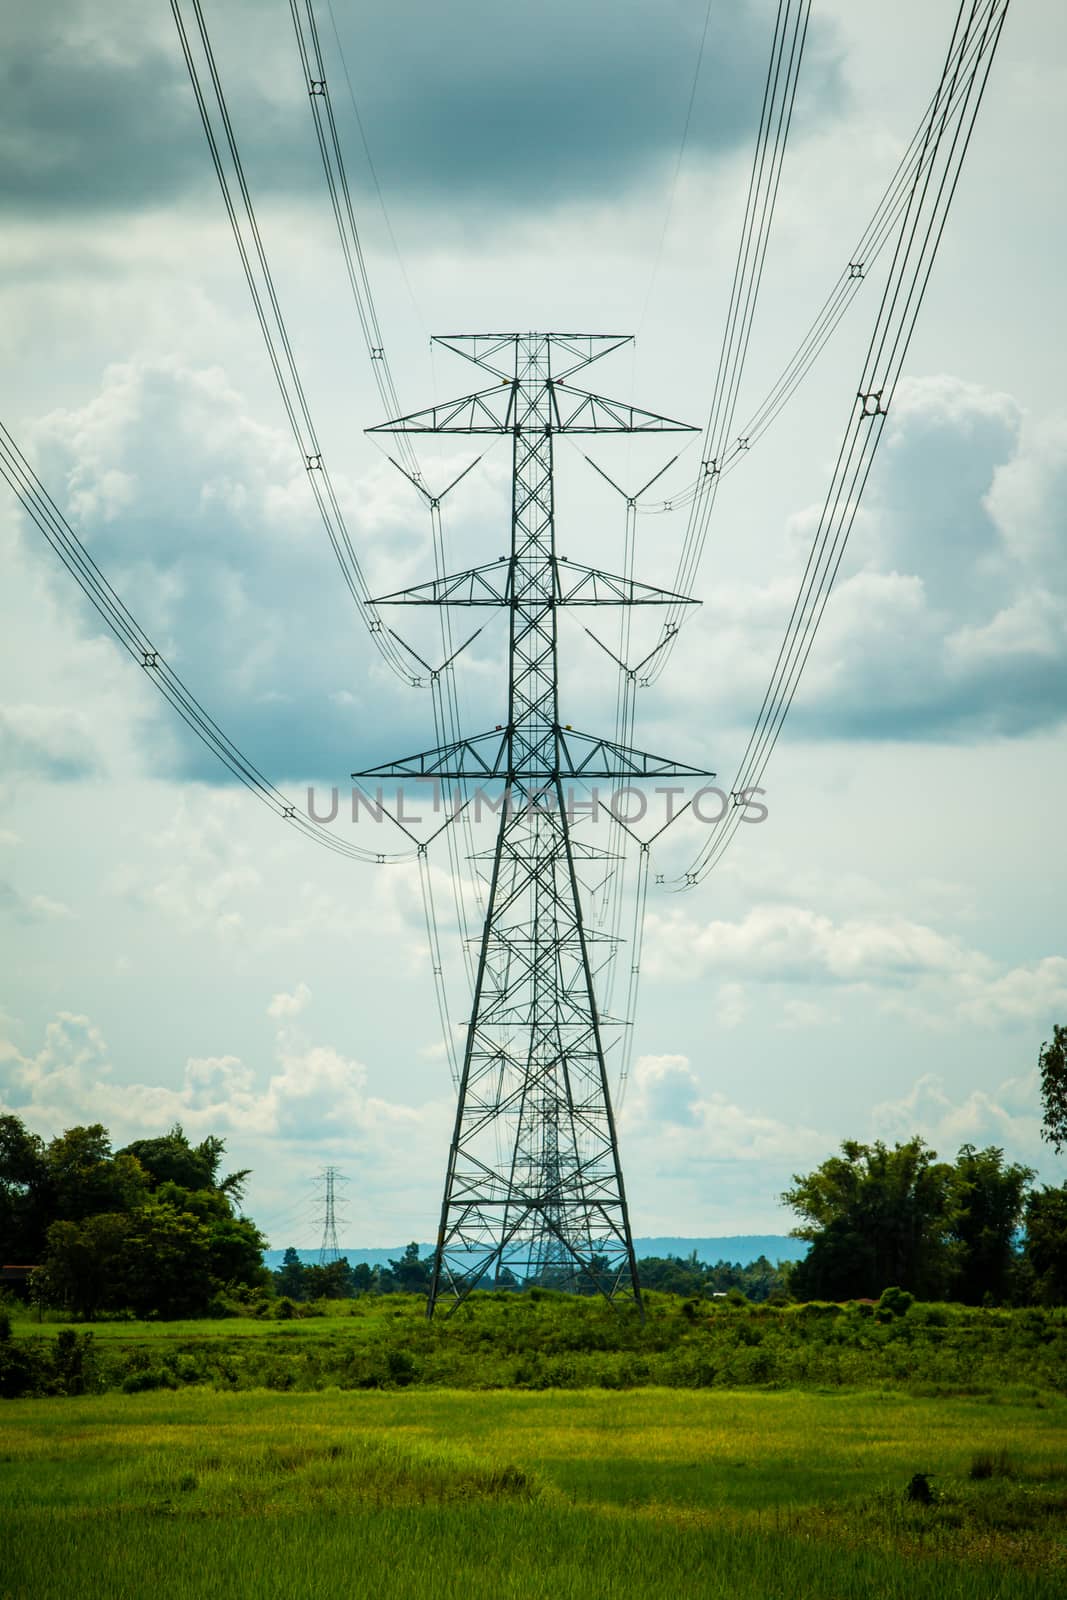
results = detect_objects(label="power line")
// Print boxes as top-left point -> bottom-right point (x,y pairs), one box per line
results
675,0 -> 1011,889
645,0 -> 810,681
0,419 -> 424,867
638,3 -> 1004,699
171,0 -> 417,684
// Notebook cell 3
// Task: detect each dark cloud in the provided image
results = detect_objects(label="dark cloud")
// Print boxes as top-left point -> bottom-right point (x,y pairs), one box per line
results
21,358 -> 496,785
2,1 -> 846,216
786,378 -> 1067,743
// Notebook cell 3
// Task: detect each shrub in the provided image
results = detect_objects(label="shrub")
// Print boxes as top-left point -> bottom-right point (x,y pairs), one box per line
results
878,1286 -> 915,1319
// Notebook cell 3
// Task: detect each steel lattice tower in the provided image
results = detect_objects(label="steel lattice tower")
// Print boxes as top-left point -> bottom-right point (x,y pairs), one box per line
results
316,1165 -> 345,1265
355,334 -> 710,1314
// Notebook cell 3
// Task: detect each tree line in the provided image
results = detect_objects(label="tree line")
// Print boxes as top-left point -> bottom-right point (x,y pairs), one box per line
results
269,1244 -> 792,1305
0,1118 -> 265,1319
783,1024 -> 1067,1305
2,1026 -> 1064,1317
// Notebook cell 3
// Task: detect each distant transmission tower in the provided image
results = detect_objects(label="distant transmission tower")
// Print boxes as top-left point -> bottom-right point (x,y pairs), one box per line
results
355,334 -> 710,1315
315,1166 -> 347,1265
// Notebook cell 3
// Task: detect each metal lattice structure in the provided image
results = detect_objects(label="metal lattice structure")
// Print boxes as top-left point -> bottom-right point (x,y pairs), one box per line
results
316,1165 -> 346,1265
356,334 -> 711,1315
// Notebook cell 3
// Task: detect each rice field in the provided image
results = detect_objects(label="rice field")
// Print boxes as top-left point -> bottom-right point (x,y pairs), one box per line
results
1,1387 -> 1064,1598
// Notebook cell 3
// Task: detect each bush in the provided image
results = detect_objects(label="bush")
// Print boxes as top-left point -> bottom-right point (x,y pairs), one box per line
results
878,1286 -> 915,1319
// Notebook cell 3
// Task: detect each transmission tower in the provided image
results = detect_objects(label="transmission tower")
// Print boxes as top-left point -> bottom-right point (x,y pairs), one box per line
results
355,334 -> 710,1315
315,1166 -> 347,1265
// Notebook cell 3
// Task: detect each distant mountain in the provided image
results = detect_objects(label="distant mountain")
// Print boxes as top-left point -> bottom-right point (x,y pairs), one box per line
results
261,1234 -> 804,1271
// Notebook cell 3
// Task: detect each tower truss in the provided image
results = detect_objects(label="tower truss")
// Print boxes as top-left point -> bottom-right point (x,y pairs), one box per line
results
356,334 -> 710,1314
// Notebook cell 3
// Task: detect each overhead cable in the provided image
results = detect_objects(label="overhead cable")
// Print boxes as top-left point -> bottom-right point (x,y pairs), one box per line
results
676,0 -> 1011,888
0,419 -> 419,867
170,0 -> 416,683
636,4 -> 1002,545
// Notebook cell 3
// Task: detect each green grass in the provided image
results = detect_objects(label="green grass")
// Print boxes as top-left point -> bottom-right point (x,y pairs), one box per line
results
1,1388 -> 1063,1599
8,1293 -> 1067,1398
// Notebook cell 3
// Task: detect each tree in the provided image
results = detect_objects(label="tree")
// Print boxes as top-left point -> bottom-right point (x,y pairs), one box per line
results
386,1242 -> 432,1294
302,1258 -> 354,1300
36,1213 -> 131,1319
3,1116 -> 266,1319
119,1125 -> 249,1201
947,1145 -> 1033,1304
276,1247 -> 306,1300
1023,1184 -> 1067,1306
0,1115 -> 49,1264
1038,1024 -> 1067,1154
43,1125 -> 148,1223
783,1138 -> 956,1301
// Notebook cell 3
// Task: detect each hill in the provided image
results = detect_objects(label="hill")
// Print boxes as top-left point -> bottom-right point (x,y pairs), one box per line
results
261,1234 -> 804,1270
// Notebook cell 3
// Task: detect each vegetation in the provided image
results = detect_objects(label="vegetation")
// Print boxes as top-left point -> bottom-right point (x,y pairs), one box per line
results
1039,1022 -> 1067,1154
2,1291 -> 1065,1400
269,1244 -> 791,1303
0,1387 -> 1062,1598
0,1117 -> 265,1319
2,1027 -> 1064,1596
781,1138 -> 1060,1304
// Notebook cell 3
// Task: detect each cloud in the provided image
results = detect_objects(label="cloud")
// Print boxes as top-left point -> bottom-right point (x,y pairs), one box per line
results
111,793 -> 261,938
15,355 -> 509,786
0,704 -> 100,781
641,898 -> 1067,1038
643,902 -> 984,988
0,881 -> 75,924
0,2 -> 846,218
621,1051 -> 828,1164
267,981 -> 311,1020
665,377 -> 1067,744
872,1069 -> 1046,1162
0,1005 -> 451,1157
956,957 -> 1067,1028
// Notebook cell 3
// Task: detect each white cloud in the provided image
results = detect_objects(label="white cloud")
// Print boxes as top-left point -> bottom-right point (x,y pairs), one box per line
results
621,1052 -> 829,1165
267,981 -> 311,1020
872,1069 -> 1045,1162
956,957 -> 1067,1028
0,704 -> 100,781
0,881 -> 76,923
642,898 -> 1067,1041
643,902 -> 984,988
0,1006 -> 452,1166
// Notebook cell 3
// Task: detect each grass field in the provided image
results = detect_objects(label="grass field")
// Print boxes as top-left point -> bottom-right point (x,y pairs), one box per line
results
7,1293 -> 1067,1397
1,1387 -> 1064,1599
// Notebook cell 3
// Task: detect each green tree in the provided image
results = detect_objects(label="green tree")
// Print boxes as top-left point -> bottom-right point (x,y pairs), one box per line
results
0,1115 -> 49,1264
783,1138 -> 956,1301
302,1258 -> 354,1299
947,1145 -> 1033,1304
386,1242 -> 432,1294
36,1213 -> 131,1319
121,1199 -> 214,1319
119,1125 -> 249,1201
1023,1184 -> 1067,1305
1038,1024 -> 1067,1155
8,1115 -> 266,1319
350,1262 -> 378,1294
43,1125 -> 148,1223
276,1246 -> 306,1300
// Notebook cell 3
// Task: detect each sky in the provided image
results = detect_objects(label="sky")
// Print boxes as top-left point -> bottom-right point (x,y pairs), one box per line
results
1,0 -> 1065,1249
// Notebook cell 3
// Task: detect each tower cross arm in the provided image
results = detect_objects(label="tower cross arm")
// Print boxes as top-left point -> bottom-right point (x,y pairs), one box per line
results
548,386 -> 697,434
371,559 -> 699,608
353,726 -> 713,781
368,384 -> 517,435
